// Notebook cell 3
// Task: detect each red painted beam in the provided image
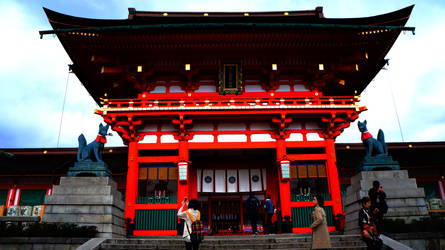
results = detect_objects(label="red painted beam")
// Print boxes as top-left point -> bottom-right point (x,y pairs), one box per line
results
134,141 -> 327,151
138,143 -> 179,150
138,156 -> 180,163
287,154 -> 328,161
188,142 -> 275,149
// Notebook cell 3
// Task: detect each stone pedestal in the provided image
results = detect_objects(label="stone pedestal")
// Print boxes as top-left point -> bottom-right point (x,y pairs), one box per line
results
43,177 -> 125,238
359,155 -> 400,172
67,161 -> 112,177
344,170 -> 429,234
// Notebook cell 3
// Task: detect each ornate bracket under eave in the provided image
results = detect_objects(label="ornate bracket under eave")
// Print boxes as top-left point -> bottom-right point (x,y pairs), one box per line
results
271,113 -> 292,140
172,115 -> 193,141
97,111 -> 144,144
319,110 -> 361,139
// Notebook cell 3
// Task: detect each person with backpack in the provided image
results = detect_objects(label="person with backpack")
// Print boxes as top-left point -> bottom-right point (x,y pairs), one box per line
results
178,198 -> 203,250
368,180 -> 388,233
245,193 -> 260,235
264,194 -> 275,234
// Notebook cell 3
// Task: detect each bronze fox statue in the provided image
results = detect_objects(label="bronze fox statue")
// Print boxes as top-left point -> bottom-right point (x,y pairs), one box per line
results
77,123 -> 111,162
358,120 -> 387,159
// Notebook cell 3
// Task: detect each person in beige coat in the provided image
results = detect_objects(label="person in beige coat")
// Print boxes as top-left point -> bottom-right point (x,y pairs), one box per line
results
310,194 -> 332,249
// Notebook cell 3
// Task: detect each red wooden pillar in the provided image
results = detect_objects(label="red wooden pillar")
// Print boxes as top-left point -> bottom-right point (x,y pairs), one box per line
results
177,140 -> 190,208
439,177 -> 445,200
125,141 -> 139,220
325,138 -> 343,216
6,187 -> 16,207
276,139 -> 291,218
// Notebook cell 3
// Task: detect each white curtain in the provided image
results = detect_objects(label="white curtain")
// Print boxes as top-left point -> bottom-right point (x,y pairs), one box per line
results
202,169 -> 214,192
215,169 -> 226,193
250,169 -> 262,192
238,169 -> 250,192
227,169 -> 238,193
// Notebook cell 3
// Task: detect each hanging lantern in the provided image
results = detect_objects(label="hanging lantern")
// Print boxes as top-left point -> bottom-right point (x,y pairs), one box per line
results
178,161 -> 188,181
280,160 -> 290,180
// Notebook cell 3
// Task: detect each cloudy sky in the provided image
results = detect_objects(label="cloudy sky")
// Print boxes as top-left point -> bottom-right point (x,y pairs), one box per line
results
0,0 -> 444,148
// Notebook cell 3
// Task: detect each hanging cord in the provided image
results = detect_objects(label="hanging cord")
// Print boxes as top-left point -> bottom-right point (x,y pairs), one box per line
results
57,66 -> 72,147
388,79 -> 405,142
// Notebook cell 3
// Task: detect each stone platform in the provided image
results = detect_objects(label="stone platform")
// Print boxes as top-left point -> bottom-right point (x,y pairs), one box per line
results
93,234 -> 367,250
344,170 -> 429,234
43,177 -> 125,238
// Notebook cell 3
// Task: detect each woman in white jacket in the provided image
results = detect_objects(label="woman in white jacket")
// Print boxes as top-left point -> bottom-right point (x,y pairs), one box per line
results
177,198 -> 200,250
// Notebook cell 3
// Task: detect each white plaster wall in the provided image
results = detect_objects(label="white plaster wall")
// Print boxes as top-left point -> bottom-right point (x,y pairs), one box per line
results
306,133 -> 324,141
250,134 -> 275,142
169,85 -> 185,93
294,84 -> 310,91
195,85 -> 217,93
217,134 -> 247,142
151,86 -> 167,93
306,122 -> 321,129
218,122 -> 246,131
161,124 -> 176,131
189,134 -> 214,143
276,85 -> 291,92
288,122 -> 303,130
245,85 -> 265,92
190,123 -> 214,131
160,134 -> 178,143
140,124 -> 157,132
140,135 -> 157,143
286,133 -> 303,141
250,122 -> 272,130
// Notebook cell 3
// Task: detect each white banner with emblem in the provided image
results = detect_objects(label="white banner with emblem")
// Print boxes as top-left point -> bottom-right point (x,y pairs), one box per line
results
197,168 -> 266,193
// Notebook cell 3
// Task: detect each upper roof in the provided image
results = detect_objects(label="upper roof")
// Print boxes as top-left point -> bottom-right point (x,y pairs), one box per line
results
41,6 -> 414,103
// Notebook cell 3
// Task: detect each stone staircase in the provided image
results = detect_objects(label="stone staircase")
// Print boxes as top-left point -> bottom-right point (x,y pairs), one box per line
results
98,234 -> 366,250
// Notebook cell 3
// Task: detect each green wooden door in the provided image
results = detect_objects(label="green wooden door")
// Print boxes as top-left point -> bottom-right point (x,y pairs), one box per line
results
135,209 -> 177,230
291,206 -> 333,228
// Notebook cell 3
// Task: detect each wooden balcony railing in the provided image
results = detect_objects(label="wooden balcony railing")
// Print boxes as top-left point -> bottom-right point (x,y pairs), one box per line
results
98,96 -> 361,113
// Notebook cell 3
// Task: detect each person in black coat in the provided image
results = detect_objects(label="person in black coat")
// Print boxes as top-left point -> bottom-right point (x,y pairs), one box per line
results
245,193 -> 260,234
368,181 -> 387,233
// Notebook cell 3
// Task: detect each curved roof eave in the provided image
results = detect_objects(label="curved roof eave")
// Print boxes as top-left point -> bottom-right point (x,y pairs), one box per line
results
43,5 -> 414,29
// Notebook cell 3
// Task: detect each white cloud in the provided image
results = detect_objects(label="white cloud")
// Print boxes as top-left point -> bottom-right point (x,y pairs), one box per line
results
1,0 -> 444,148
337,16 -> 445,142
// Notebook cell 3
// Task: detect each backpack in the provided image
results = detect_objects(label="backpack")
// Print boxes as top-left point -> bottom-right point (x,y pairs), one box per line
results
248,198 -> 258,210
186,210 -> 204,244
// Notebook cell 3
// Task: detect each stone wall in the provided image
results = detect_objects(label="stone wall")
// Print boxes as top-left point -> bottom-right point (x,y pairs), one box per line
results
43,177 -> 125,238
0,237 -> 88,250
344,170 -> 429,234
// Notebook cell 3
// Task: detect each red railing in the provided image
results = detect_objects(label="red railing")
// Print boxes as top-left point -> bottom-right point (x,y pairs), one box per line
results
99,96 -> 360,112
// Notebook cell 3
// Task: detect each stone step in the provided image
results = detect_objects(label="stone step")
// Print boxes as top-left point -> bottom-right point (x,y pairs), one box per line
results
344,188 -> 426,207
350,170 -> 409,184
106,235 -> 363,244
53,185 -> 121,196
100,235 -> 366,250
44,194 -> 125,208
59,176 -> 117,189
100,241 -> 366,250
